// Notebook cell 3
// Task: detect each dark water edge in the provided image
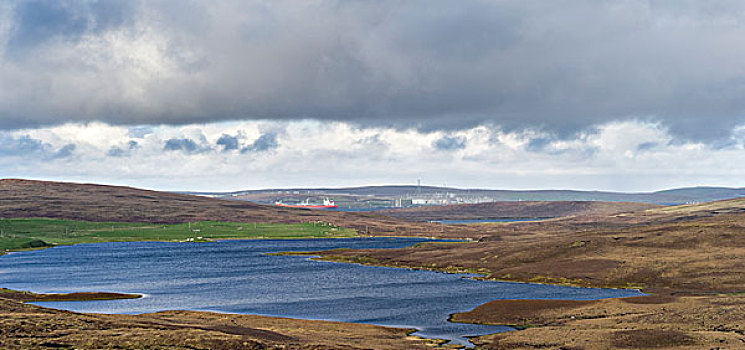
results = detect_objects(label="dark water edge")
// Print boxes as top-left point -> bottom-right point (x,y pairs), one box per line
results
0,238 -> 643,347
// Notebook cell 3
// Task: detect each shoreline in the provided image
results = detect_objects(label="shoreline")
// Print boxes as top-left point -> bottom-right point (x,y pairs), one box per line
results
0,233 -> 364,256
0,238 -> 484,348
5,285 -> 496,349
0,295 -> 452,350
309,251 -> 745,348
0,287 -> 456,348
4,236 -> 729,349
0,218 -> 361,256
0,288 -> 142,302
2,231 -> 475,257
282,249 -> 648,291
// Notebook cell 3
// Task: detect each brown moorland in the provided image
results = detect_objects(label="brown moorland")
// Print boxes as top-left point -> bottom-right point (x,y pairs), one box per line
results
0,179 -> 658,240
0,179 -> 474,238
3,179 -> 745,349
379,200 -> 659,221
0,296 -> 447,350
314,197 -> 745,348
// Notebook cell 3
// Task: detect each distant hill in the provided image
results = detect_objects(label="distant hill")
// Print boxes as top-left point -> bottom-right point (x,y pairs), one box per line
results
2,178 -> 743,239
0,179 -> 483,237
379,201 -> 659,221
191,185 -> 745,206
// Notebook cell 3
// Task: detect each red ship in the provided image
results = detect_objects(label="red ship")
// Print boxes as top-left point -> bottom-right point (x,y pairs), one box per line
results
274,198 -> 337,209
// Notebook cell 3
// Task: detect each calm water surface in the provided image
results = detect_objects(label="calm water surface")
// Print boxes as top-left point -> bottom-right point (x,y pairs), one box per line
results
0,238 -> 643,346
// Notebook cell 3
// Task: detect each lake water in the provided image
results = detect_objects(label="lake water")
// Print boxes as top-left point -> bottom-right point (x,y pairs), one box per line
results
0,238 -> 643,346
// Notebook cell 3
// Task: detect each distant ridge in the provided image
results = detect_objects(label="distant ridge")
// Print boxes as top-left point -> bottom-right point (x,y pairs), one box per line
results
0,179 -> 483,237
379,201 -> 659,222
188,185 -> 745,205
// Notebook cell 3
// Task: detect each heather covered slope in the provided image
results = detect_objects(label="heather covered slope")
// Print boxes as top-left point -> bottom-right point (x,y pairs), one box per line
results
0,296 -> 441,350
379,201 -> 659,221
4,179 -> 745,348
1,179 -> 664,240
311,198 -> 745,348
0,179 -> 300,224
320,197 -> 745,292
0,179 -> 478,238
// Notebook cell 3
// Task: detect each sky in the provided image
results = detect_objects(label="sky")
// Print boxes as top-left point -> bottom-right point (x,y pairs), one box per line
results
1,0 -> 745,192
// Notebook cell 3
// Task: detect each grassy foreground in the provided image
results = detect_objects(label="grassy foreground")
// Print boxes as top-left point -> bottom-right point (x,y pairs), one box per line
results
0,218 -> 357,251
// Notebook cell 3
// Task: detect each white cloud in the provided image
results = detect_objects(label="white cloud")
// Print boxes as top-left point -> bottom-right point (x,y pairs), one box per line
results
0,120 -> 744,191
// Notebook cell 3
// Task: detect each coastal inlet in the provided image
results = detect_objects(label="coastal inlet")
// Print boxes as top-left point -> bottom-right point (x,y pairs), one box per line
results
0,237 -> 643,346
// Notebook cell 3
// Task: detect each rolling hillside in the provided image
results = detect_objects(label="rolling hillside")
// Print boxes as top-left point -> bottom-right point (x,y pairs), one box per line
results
309,197 -> 745,348
196,185 -> 745,205
0,179 -> 478,238
379,201 -> 659,221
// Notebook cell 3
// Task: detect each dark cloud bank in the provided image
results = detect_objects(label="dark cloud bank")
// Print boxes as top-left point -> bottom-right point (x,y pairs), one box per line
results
107,140 -> 139,157
434,136 -> 467,151
165,133 -> 278,154
0,134 -> 75,159
2,1 -> 745,141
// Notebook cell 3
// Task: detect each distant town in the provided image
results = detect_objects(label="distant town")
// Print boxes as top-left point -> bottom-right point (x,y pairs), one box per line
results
250,189 -> 494,208
189,185 -> 745,210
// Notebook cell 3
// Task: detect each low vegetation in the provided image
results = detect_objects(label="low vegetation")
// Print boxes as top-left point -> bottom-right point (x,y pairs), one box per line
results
379,201 -> 658,221
314,197 -> 745,348
0,218 -> 356,252
3,180 -> 745,349
0,296 -> 442,350
0,179 -> 484,237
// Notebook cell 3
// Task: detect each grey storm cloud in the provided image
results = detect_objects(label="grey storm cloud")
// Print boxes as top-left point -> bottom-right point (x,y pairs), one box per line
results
6,0 -> 135,56
216,134 -> 240,152
0,134 -> 76,159
106,146 -> 125,157
2,1 -> 745,141
636,142 -> 659,152
52,143 -> 76,159
128,127 -> 153,139
242,133 -> 279,153
526,137 -> 553,153
163,138 -> 209,153
433,136 -> 467,151
107,140 -> 138,157
0,134 -> 47,156
215,132 -> 278,152
524,135 -> 597,157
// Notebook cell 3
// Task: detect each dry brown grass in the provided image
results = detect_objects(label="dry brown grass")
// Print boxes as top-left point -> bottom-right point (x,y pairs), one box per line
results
4,179 -> 745,349
311,198 -> 745,349
380,201 -> 658,221
0,179 -> 488,238
465,294 -> 745,349
325,201 -> 745,293
0,297 -> 447,350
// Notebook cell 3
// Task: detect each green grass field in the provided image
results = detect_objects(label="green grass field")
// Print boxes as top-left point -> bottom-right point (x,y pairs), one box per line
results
0,218 -> 357,252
